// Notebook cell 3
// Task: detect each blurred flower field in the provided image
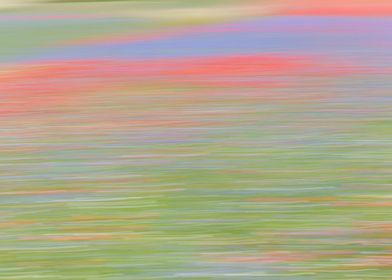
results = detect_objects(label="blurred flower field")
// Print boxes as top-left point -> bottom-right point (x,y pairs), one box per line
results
0,0 -> 392,279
